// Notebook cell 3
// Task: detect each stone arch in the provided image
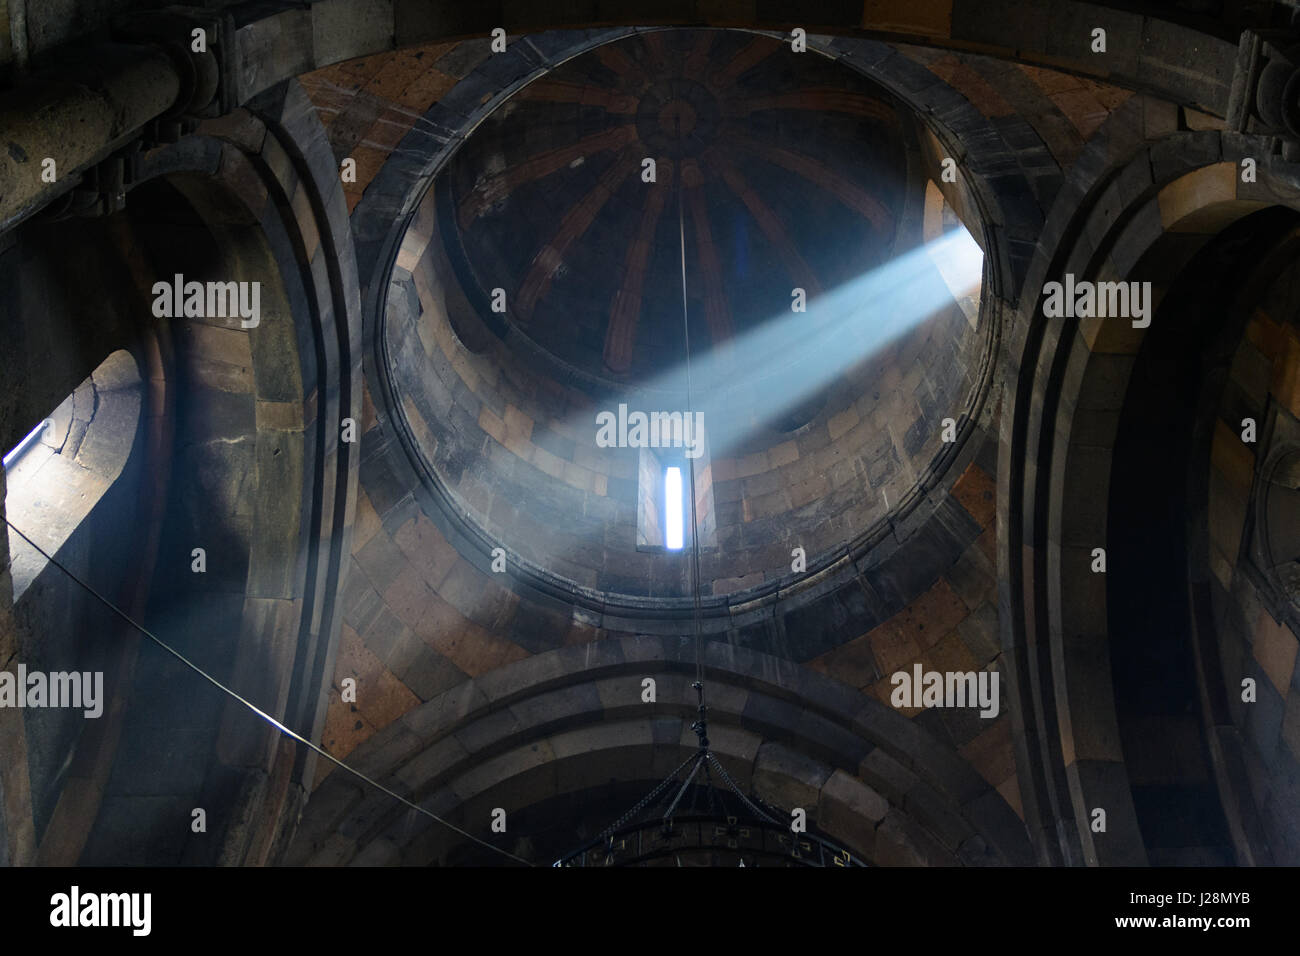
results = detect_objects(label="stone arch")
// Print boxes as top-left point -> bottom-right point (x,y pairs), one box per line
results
2,78 -> 366,865
0,175 -> 179,865
287,637 -> 1031,865
1001,112 -> 1300,865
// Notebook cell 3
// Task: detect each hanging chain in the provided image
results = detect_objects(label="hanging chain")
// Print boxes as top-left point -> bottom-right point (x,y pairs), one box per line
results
706,752 -> 784,827
595,751 -> 700,842
661,753 -> 704,822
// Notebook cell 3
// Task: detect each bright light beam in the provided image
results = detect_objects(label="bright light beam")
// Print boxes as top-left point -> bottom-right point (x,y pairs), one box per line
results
931,225 -> 983,300
575,228 -> 984,458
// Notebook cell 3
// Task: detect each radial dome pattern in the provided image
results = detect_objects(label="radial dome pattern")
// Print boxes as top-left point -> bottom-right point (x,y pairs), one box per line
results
443,29 -> 910,383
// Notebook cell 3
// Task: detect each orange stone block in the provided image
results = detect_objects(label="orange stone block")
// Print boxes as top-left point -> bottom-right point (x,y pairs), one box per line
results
503,404 -> 534,440
317,692 -> 377,772
334,623 -> 384,688
1253,610 -> 1298,697
357,668 -> 421,731
893,578 -> 971,651
950,461 -> 996,529
477,407 -> 507,445
808,634 -> 880,690
868,620 -> 921,676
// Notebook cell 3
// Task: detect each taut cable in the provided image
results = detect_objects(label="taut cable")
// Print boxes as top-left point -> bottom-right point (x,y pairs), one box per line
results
2,516 -> 532,866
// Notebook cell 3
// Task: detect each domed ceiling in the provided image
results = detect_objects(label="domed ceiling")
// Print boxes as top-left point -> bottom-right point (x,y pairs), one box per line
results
382,26 -> 988,604
441,29 -> 910,384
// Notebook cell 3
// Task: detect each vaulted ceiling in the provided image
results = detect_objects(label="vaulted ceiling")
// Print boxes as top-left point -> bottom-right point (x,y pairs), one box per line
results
1,0 -> 1299,873
444,29 -> 907,381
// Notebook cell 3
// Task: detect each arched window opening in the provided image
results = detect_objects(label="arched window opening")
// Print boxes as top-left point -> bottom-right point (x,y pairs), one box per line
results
637,443 -> 717,553
4,350 -> 144,601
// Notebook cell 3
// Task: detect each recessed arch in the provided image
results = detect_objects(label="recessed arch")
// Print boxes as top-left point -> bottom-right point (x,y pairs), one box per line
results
1002,116 -> 1300,866
287,637 -> 1031,866
0,80 -> 365,866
